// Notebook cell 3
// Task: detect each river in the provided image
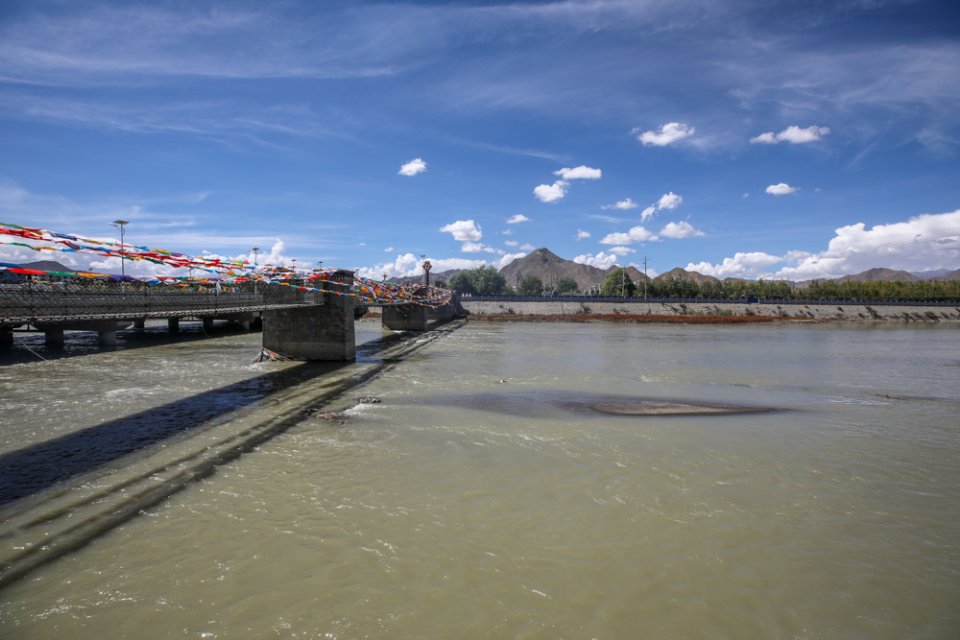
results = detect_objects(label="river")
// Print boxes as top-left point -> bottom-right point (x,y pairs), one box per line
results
1,320 -> 959,638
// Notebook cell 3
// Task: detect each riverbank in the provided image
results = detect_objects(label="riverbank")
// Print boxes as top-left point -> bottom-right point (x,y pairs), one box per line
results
460,300 -> 960,323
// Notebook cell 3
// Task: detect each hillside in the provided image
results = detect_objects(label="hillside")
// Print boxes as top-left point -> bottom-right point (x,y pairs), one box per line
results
500,248 -> 608,291
836,268 -> 919,282
653,267 -> 720,285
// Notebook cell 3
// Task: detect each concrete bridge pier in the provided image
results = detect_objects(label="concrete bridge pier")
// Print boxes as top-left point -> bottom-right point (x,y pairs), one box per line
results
382,305 -> 428,331
261,270 -> 356,360
202,317 -> 215,332
133,319 -> 146,330
428,305 -> 455,323
35,320 -> 131,347
1,326 -> 14,349
168,318 -> 180,334
45,328 -> 65,348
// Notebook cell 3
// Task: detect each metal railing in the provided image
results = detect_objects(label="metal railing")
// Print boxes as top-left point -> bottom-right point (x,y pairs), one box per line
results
0,281 -> 319,325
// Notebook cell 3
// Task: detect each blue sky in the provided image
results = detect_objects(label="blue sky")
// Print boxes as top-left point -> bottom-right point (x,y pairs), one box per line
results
1,0 -> 958,280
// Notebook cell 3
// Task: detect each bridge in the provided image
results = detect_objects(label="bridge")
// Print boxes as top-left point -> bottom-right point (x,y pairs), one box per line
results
0,222 -> 460,359
0,273 -> 460,358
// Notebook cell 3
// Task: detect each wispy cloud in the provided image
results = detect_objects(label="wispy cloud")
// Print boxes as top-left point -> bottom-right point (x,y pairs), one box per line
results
634,122 -> 695,147
0,93 -> 350,146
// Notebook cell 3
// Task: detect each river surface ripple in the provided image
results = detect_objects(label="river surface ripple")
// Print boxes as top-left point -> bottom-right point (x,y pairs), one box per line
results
1,321 -> 959,639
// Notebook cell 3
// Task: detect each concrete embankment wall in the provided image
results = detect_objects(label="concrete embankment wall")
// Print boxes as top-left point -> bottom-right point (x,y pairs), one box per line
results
461,299 -> 960,322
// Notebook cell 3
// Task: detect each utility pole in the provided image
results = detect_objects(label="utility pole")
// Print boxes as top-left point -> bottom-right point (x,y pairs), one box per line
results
621,265 -> 625,298
643,256 -> 648,300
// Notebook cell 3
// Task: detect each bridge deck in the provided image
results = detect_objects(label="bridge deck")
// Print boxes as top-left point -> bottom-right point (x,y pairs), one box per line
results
0,282 -> 437,325
0,283 -> 321,325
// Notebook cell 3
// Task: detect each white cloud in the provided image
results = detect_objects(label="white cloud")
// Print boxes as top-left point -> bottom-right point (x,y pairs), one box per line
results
602,198 -> 638,210
656,192 -> 682,210
686,252 -> 782,278
609,246 -> 634,256
766,182 -> 797,196
660,221 -> 704,238
750,132 -> 778,145
506,213 -> 530,224
533,180 -> 568,203
751,125 -> 830,145
575,229 -> 591,240
357,252 -> 494,280
440,219 -> 482,241
635,122 -> 695,147
505,239 -> 519,247
599,232 -> 632,245
684,210 -> 960,281
600,225 -> 658,245
554,165 -> 602,180
461,241 -> 504,254
519,243 -> 535,251
639,192 -> 682,222
398,157 -> 428,176
384,246 -> 394,252
573,251 -> 619,269
502,228 -> 513,236
497,252 -> 528,269
775,209 -> 960,280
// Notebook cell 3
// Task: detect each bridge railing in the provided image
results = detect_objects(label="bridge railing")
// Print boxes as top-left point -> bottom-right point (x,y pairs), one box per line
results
0,280 -> 320,324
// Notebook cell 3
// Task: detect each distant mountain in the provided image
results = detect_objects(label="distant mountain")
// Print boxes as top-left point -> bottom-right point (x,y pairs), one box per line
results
618,266 -> 650,283
500,248 -> 608,291
912,269 -> 954,280
837,268 -> 919,282
938,269 -> 960,282
654,267 -> 720,285
20,260 -> 75,272
393,269 -> 459,286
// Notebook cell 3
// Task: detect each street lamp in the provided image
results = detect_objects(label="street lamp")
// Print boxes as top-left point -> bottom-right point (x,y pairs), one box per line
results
111,219 -> 129,276
251,247 -> 260,268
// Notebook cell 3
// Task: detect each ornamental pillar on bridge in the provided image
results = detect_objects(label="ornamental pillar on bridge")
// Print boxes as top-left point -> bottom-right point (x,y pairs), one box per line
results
261,270 -> 356,360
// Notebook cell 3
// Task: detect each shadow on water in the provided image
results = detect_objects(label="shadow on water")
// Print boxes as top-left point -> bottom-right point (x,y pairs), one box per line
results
0,324 -> 440,507
0,359 -> 345,507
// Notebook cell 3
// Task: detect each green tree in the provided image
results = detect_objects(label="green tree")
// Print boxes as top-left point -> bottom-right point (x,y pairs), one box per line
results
518,275 -> 544,295
556,277 -> 579,294
446,271 -> 476,295
601,268 -> 636,297
471,265 -> 508,295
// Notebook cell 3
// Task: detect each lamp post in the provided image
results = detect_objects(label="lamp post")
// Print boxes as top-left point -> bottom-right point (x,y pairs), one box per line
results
251,247 -> 259,268
111,219 -> 129,276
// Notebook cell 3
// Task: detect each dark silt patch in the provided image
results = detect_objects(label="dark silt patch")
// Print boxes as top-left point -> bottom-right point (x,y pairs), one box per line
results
582,400 -> 774,417
389,390 -> 776,418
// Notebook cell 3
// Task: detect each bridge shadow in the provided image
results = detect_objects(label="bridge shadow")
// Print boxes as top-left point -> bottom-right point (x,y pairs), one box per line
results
0,326 -> 417,507
0,357 -> 349,507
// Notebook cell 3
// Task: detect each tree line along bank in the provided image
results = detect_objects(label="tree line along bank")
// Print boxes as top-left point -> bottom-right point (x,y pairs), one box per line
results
440,266 -> 960,302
